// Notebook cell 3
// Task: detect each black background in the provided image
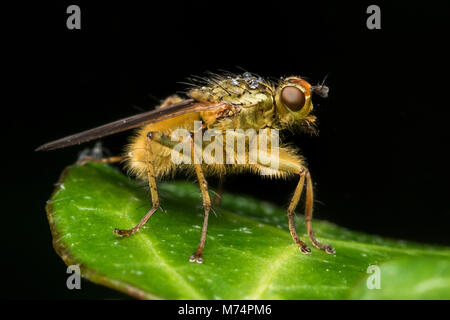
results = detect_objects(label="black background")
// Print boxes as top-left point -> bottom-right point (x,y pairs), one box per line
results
5,1 -> 450,299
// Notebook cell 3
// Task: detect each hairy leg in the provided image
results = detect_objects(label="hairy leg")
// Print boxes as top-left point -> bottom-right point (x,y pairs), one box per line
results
286,168 -> 335,254
233,137 -> 335,255
287,172 -> 311,254
113,132 -> 161,237
189,135 -> 212,263
304,170 -> 335,254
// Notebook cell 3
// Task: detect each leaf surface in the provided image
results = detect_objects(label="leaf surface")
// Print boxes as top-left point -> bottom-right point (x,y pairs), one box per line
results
47,163 -> 450,299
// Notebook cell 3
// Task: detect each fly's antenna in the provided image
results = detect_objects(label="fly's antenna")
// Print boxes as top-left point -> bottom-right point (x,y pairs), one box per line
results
311,74 -> 329,98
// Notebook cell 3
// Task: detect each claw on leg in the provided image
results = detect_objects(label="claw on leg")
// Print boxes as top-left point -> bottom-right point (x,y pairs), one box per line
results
306,226 -> 336,254
113,205 -> 160,237
113,228 -> 133,237
288,212 -> 311,254
300,246 -> 312,254
189,252 -> 203,264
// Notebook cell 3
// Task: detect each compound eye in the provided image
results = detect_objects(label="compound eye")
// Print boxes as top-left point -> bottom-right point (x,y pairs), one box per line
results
281,86 -> 305,111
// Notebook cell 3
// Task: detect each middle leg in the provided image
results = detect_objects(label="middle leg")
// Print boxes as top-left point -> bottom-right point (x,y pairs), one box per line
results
287,171 -> 311,254
189,135 -> 212,264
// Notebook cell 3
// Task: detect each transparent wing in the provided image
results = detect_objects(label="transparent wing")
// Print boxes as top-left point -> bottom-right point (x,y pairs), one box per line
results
36,99 -> 222,151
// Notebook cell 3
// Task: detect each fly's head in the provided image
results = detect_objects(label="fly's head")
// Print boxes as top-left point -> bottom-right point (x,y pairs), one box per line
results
274,77 -> 328,133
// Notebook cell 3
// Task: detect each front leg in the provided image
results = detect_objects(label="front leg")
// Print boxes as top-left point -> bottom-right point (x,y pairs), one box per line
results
247,142 -> 335,254
304,170 -> 335,254
287,172 -> 311,254
288,169 -> 335,254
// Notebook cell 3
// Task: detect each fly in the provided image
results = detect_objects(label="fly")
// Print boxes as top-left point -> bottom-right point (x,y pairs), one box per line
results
36,71 -> 334,263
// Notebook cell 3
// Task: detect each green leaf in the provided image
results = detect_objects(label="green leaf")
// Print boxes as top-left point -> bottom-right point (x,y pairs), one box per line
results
47,163 -> 450,299
349,256 -> 450,299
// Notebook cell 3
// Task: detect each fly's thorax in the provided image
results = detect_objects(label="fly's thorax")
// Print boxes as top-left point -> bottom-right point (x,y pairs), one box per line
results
201,96 -> 275,131
189,73 -> 276,130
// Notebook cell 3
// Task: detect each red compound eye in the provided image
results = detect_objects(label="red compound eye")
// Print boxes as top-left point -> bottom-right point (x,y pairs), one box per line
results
281,86 -> 305,111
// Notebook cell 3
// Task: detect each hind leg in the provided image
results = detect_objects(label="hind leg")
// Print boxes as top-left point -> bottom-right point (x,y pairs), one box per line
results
113,132 -> 161,237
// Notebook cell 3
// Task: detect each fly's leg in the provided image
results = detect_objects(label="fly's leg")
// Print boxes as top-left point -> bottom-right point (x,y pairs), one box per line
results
189,163 -> 211,264
77,155 -> 126,166
304,170 -> 335,254
189,135 -> 212,264
287,171 -> 311,254
114,132 -> 161,237
287,169 -> 334,254
77,141 -> 123,165
240,134 -> 335,254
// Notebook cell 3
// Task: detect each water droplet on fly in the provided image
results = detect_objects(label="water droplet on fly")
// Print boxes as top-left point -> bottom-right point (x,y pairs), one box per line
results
249,79 -> 259,89
242,72 -> 252,80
